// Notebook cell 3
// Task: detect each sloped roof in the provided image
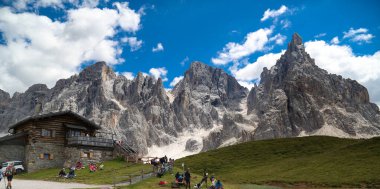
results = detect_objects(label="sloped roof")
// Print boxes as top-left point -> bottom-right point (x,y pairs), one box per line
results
0,132 -> 27,145
8,111 -> 101,131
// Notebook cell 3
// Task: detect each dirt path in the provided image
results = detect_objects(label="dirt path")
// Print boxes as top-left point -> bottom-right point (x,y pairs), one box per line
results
2,173 -> 154,189
1,179 -> 111,189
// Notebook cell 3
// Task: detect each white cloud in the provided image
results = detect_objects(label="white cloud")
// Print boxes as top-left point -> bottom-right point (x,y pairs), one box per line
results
114,2 -> 141,32
330,36 -> 340,44
152,42 -> 164,52
232,51 -> 284,82
305,40 -> 380,84
280,19 -> 291,28
261,5 -> 288,22
305,40 -> 380,105
180,56 -> 189,66
9,0 -> 101,10
170,76 -> 184,87
121,37 -> 143,51
314,33 -> 327,38
269,34 -> 286,45
351,34 -> 374,43
212,28 -> 273,65
149,67 -> 168,81
343,28 -> 368,38
343,28 -> 375,43
122,71 -> 135,80
236,80 -> 256,90
0,5 -> 142,94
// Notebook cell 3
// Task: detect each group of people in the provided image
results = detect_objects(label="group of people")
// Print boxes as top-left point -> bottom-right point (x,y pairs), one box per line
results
58,167 -> 76,179
208,175 -> 223,189
0,163 -> 16,189
151,155 -> 174,177
57,161 -> 105,178
174,169 -> 223,189
174,169 -> 191,188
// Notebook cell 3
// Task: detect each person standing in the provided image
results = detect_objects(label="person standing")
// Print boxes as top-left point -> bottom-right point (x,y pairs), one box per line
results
184,168 -> 191,189
4,163 -> 16,189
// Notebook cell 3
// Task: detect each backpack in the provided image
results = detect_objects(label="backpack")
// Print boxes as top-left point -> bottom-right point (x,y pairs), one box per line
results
5,166 -> 13,176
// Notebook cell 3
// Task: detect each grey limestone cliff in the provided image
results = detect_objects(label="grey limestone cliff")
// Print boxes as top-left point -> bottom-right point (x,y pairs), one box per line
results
247,33 -> 380,139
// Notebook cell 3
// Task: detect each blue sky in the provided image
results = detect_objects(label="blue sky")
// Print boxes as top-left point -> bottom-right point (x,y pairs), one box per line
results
0,0 -> 380,104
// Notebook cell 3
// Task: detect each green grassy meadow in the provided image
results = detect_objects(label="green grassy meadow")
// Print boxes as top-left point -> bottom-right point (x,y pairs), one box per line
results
175,136 -> 380,188
17,159 -> 152,185
17,136 -> 380,188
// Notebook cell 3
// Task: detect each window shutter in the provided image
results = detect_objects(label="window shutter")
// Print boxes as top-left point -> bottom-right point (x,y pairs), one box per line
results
39,153 -> 44,159
52,130 -> 56,137
49,154 -> 54,160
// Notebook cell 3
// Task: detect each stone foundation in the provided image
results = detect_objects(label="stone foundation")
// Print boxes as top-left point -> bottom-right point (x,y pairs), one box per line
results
25,142 -> 65,172
63,147 -> 113,167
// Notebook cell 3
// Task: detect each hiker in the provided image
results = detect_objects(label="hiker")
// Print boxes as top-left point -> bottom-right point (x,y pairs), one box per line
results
215,180 -> 223,189
168,158 -> 173,173
159,157 -> 165,165
177,173 -> 184,184
66,168 -> 76,179
76,161 -> 83,169
184,168 -> 191,189
58,168 -> 66,177
175,172 -> 180,180
195,171 -> 208,189
210,175 -> 216,186
89,163 -> 97,172
5,163 -> 16,189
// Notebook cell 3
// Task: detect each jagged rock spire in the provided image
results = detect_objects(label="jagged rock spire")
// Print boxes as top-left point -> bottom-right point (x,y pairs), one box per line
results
287,32 -> 303,52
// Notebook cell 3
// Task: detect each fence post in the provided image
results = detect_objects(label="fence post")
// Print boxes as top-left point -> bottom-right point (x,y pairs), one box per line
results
129,175 -> 132,185
112,168 -> 116,188
141,169 -> 144,179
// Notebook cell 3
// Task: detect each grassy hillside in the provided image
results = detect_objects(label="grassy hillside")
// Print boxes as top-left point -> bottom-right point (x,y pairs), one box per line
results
174,136 -> 380,188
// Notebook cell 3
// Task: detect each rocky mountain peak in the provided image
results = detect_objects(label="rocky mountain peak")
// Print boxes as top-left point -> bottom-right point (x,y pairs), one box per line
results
0,89 -> 10,100
174,61 -> 247,100
25,84 -> 49,94
289,33 -> 302,47
78,61 -> 116,82
248,32 -> 380,140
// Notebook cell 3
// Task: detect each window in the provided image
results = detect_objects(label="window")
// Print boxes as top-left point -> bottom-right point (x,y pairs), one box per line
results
81,151 -> 93,159
41,129 -> 51,137
67,130 -> 81,137
39,153 -> 54,160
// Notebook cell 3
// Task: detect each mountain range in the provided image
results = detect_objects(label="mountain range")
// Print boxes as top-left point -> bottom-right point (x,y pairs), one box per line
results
1,33 -> 379,158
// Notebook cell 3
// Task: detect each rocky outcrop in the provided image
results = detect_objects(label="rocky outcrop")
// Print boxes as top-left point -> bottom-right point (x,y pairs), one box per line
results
247,33 -> 380,139
172,62 -> 257,151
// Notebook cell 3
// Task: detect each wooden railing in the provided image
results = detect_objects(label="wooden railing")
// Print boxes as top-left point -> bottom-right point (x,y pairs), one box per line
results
67,136 -> 114,148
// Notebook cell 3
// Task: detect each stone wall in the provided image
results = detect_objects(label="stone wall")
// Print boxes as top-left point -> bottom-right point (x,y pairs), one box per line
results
0,144 -> 25,162
25,142 -> 65,172
63,147 -> 113,167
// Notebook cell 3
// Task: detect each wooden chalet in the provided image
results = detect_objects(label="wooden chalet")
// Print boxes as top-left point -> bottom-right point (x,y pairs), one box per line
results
0,111 -> 136,172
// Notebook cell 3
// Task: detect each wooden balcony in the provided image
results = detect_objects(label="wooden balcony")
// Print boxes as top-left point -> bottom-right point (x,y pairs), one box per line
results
67,136 -> 114,148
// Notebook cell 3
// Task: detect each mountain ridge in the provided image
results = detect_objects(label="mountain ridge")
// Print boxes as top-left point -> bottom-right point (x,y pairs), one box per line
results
0,33 -> 379,158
